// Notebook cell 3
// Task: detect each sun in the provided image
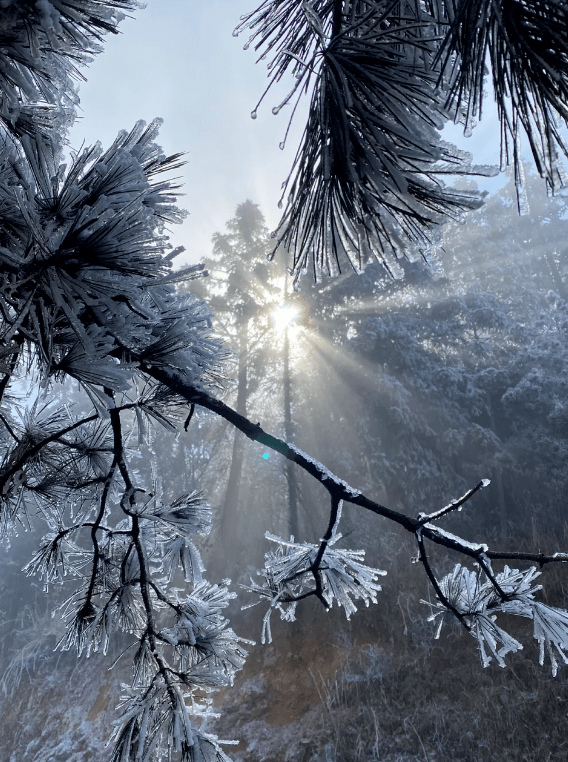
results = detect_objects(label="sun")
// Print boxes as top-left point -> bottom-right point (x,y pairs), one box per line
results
272,304 -> 299,332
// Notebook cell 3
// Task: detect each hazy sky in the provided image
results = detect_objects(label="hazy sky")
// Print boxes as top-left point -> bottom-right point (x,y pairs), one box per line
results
69,0 -> 506,269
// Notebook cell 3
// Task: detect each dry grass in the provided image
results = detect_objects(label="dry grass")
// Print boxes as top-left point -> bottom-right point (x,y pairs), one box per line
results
214,529 -> 568,762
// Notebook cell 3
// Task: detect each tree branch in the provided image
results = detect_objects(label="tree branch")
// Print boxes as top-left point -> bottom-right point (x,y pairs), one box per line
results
311,492 -> 342,606
416,531 -> 471,631
0,413 -> 100,493
144,363 -> 568,630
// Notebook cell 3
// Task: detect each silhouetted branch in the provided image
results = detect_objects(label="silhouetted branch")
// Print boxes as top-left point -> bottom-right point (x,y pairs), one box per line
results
145,362 -> 568,638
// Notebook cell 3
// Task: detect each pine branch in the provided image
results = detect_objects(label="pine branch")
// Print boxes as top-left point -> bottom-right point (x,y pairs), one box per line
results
0,412 -> 99,494
144,362 -> 568,576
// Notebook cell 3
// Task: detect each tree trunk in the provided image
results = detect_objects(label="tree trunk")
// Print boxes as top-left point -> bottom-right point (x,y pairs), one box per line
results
220,321 -> 249,551
283,327 -> 300,538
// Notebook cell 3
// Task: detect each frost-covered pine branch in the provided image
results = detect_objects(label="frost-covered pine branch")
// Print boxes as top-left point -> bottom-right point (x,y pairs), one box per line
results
424,563 -> 568,676
236,0 -> 568,283
0,0 -> 140,144
243,529 -> 386,643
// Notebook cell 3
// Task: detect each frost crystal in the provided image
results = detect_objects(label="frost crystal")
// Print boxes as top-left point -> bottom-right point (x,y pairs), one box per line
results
287,443 -> 361,497
532,603 -> 568,677
426,564 -> 568,673
244,532 -> 386,642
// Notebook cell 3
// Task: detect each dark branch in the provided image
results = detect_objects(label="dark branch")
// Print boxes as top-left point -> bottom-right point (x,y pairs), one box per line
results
416,531 -> 471,632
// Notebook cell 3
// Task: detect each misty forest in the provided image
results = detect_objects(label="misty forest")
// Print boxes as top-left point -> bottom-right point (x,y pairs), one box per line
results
2,1 -> 568,761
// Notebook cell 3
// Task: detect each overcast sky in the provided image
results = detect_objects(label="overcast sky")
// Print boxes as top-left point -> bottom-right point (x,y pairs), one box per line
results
70,0 -> 507,268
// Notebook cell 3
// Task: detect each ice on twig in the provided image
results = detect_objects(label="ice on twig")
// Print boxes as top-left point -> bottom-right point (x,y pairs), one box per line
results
422,524 -> 489,554
287,444 -> 361,497
532,602 -> 568,677
418,480 -> 491,523
424,564 -> 553,669
243,533 -> 386,638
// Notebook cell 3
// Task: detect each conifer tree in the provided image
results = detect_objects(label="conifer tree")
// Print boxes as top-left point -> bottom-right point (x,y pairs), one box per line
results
190,202 -> 278,558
